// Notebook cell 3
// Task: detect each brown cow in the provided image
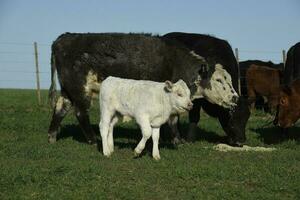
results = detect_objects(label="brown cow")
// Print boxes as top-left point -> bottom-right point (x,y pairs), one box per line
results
246,64 -> 282,111
274,79 -> 300,128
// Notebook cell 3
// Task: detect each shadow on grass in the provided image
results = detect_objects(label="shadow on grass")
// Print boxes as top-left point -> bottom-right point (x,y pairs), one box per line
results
58,125 -> 87,143
160,123 -> 228,144
250,126 -> 300,144
57,122 -> 226,149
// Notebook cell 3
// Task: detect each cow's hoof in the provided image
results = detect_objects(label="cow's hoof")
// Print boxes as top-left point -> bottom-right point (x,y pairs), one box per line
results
230,142 -> 243,147
48,136 -> 57,144
172,137 -> 186,146
87,138 -> 97,145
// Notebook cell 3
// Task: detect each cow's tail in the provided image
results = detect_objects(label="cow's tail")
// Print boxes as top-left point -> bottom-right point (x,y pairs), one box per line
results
49,50 -> 57,108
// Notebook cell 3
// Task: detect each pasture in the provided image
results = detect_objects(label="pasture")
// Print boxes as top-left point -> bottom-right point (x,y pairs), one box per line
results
0,89 -> 299,199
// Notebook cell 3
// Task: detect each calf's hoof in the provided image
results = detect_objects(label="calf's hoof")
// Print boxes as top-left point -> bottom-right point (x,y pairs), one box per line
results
153,154 -> 161,161
103,151 -> 112,158
134,148 -> 144,158
134,150 -> 140,158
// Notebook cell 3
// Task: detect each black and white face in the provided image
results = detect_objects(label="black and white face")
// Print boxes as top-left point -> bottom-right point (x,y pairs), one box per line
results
193,64 -> 239,109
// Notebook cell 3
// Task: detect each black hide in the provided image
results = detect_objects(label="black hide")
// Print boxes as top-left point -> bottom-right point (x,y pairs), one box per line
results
163,32 -> 250,145
283,42 -> 300,85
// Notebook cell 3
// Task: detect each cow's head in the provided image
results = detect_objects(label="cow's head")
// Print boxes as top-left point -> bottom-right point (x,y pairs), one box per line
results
274,84 -> 300,128
190,53 -> 239,109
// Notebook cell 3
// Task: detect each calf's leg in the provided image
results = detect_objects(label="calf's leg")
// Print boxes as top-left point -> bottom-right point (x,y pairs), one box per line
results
99,109 -> 114,157
48,96 -> 72,143
134,118 -> 152,156
108,115 -> 119,154
152,128 -> 161,160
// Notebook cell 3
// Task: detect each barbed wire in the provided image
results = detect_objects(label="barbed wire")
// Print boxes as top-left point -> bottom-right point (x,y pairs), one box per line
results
238,49 -> 282,54
0,42 -> 51,46
0,79 -> 49,83
1,70 -> 50,74
0,42 -> 287,98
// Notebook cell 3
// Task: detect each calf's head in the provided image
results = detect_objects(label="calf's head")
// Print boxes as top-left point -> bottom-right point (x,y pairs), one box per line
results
193,64 -> 239,109
165,80 -> 193,113
274,85 -> 300,128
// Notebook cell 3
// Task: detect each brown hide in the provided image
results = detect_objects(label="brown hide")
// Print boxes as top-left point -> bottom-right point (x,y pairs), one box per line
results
246,64 -> 282,110
277,79 -> 300,128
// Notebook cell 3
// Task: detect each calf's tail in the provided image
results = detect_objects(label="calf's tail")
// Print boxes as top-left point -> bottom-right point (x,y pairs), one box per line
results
49,50 -> 57,108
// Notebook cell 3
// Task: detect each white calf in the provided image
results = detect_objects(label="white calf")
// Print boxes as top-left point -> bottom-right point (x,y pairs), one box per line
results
99,76 -> 193,160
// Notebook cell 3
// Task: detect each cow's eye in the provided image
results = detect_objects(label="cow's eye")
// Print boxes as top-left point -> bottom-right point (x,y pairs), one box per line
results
216,79 -> 222,83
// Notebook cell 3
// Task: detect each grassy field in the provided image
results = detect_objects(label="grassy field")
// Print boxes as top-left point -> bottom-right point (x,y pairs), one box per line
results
0,89 -> 299,199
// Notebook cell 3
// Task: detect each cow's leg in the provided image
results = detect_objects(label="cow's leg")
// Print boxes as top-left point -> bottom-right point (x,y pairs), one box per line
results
99,109 -> 113,157
268,96 -> 278,114
134,118 -> 152,157
247,88 -> 256,110
168,115 -> 184,145
151,127 -> 160,160
187,99 -> 202,142
107,115 -> 119,154
75,107 -> 97,144
48,96 -> 72,143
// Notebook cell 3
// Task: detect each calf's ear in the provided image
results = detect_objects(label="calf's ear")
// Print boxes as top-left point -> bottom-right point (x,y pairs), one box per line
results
164,80 -> 173,92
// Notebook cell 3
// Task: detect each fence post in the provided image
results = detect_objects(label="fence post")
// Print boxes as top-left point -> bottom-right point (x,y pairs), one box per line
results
34,42 -> 41,105
235,48 -> 241,95
282,49 -> 286,68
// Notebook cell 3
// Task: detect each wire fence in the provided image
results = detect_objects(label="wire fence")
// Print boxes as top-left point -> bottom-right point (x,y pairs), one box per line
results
0,41 -> 287,109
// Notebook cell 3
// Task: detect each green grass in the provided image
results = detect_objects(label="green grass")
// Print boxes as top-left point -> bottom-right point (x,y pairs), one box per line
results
0,89 -> 299,199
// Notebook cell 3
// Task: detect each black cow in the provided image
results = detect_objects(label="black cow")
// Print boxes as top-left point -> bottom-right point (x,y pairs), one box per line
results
283,42 -> 300,85
162,32 -> 250,146
48,32 -> 241,146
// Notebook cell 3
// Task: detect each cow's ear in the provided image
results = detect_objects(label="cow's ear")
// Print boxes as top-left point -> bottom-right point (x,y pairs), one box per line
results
195,74 -> 211,88
198,64 -> 209,79
194,79 -> 200,86
215,63 -> 224,70
280,96 -> 288,106
164,80 -> 173,92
